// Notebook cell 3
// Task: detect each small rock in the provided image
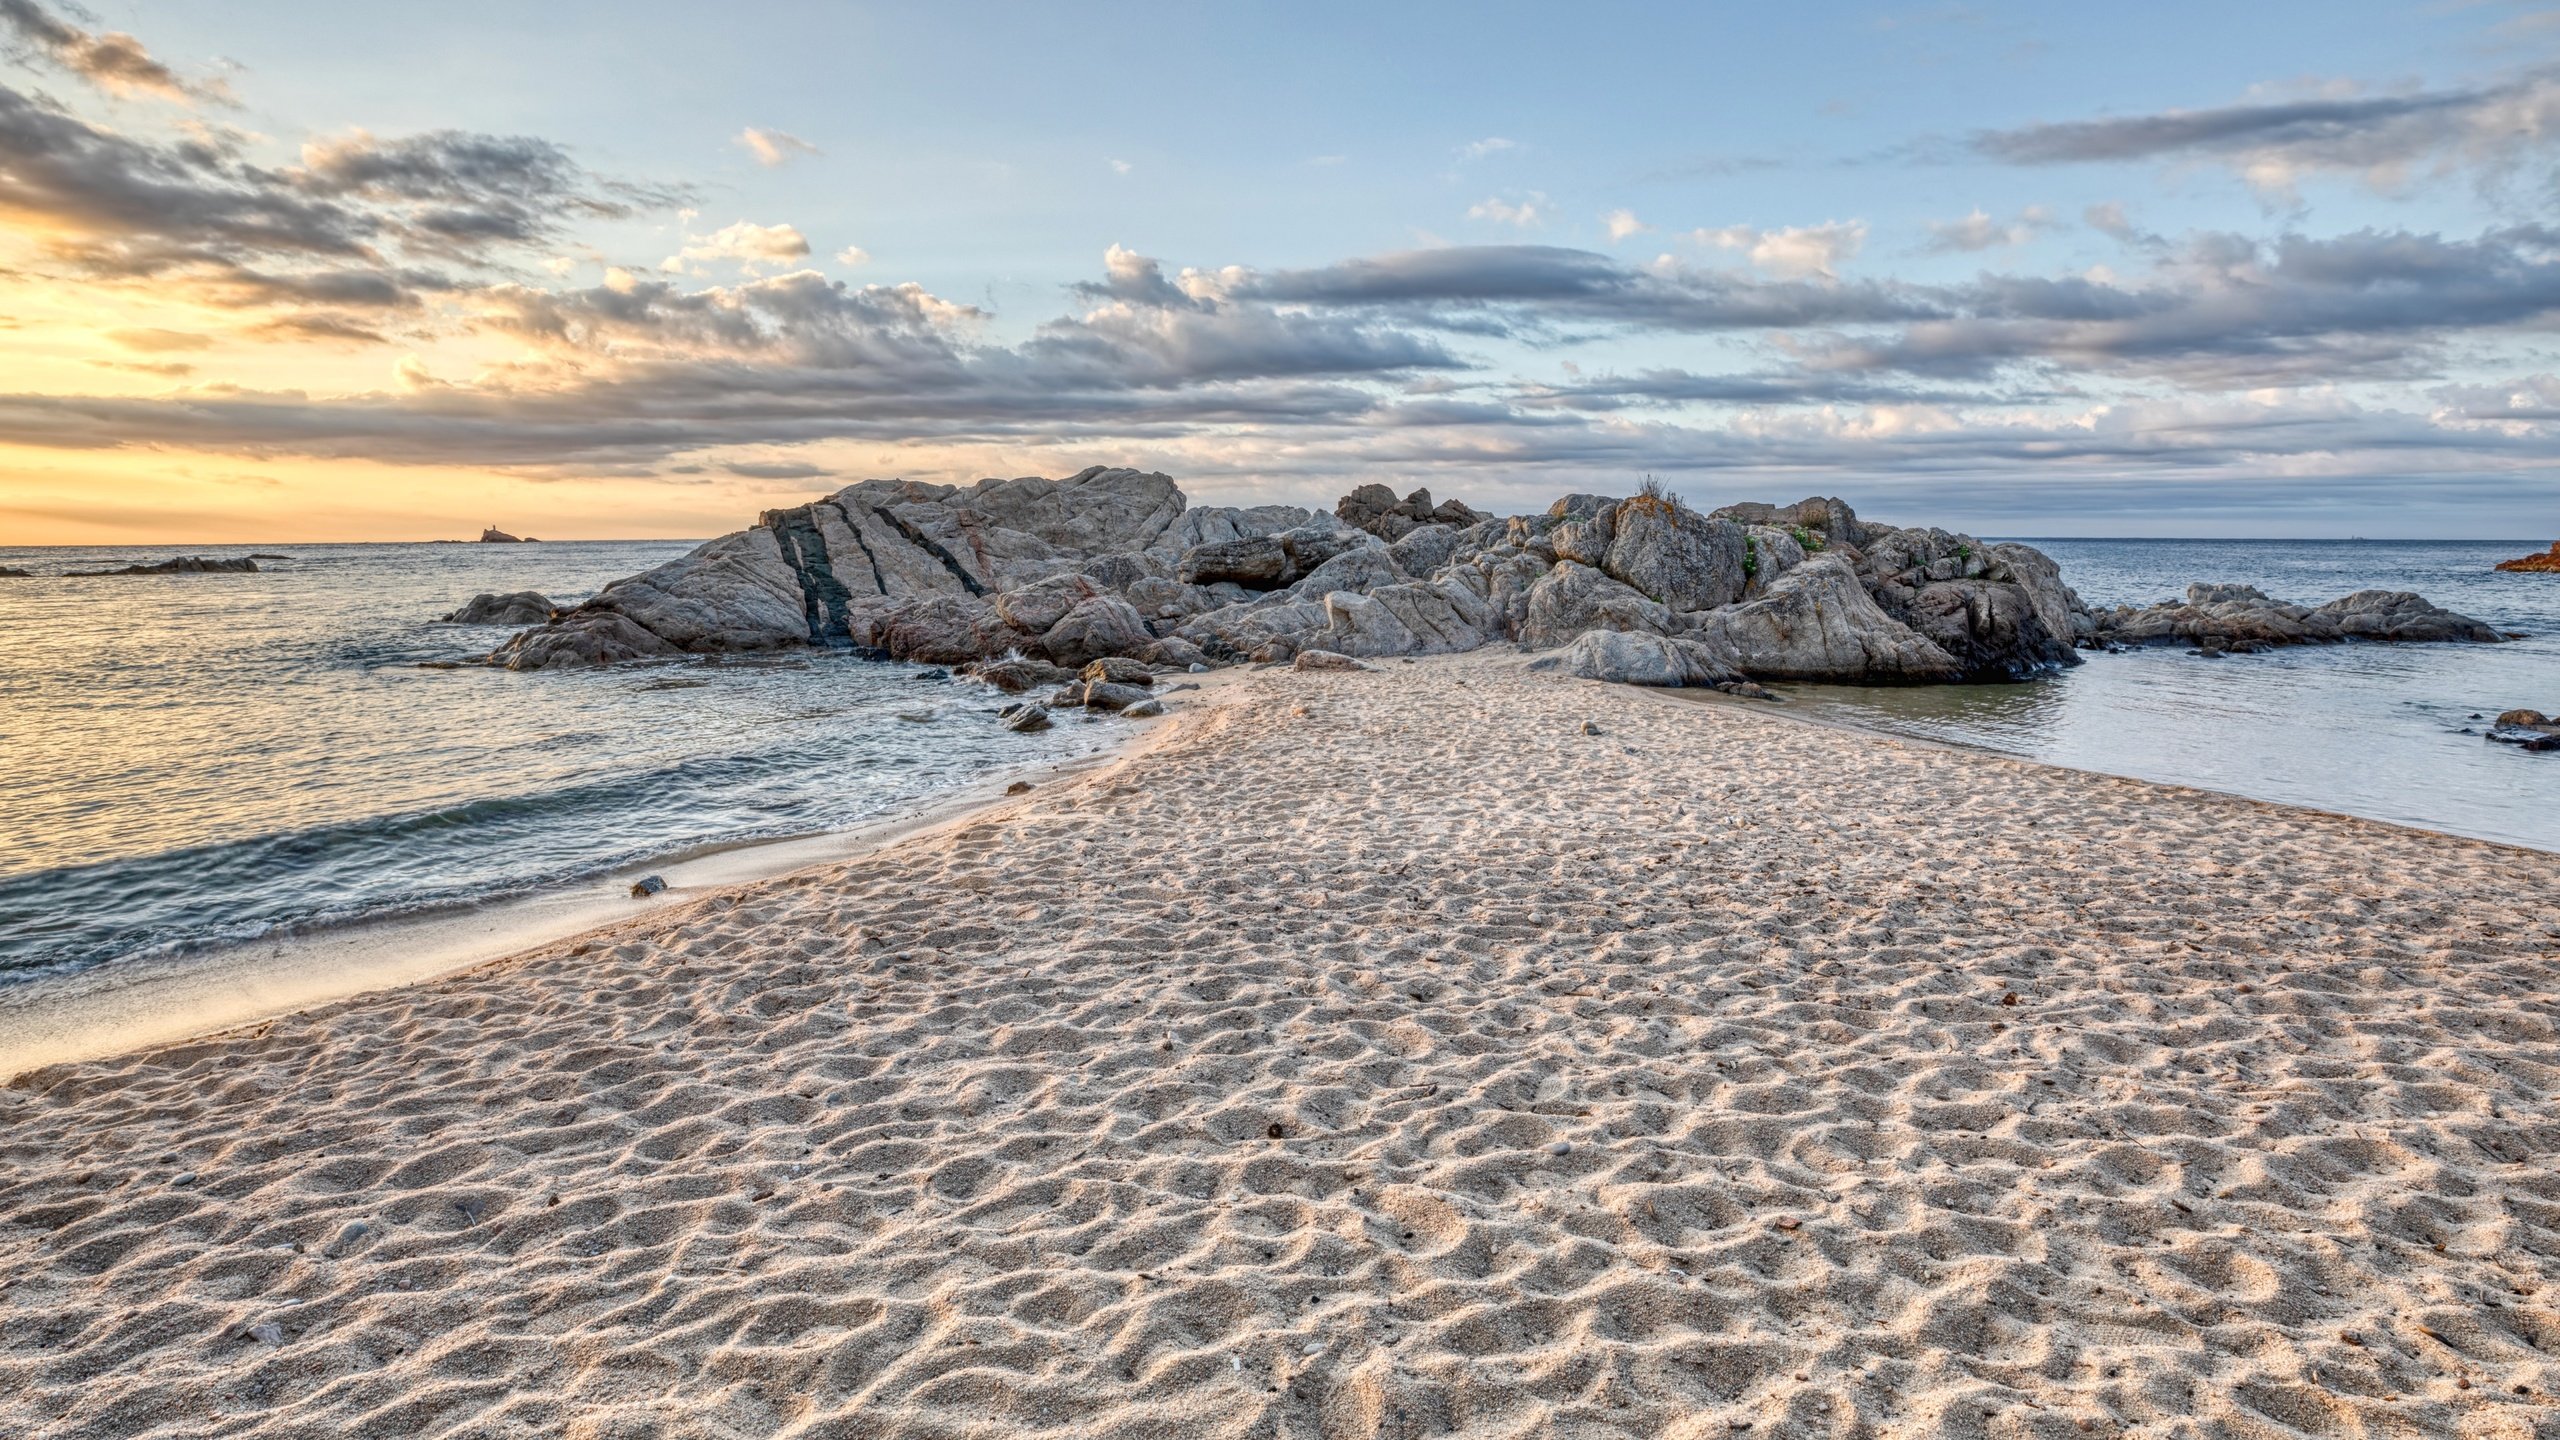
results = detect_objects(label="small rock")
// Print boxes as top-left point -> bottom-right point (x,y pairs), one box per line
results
913,667 -> 950,681
1080,657 -> 1154,687
1581,721 -> 1603,736
630,875 -> 667,898
1189,662 -> 1210,674
171,1171 -> 197,1187
246,1321 -> 284,1347
1002,704 -> 1054,734
1292,649 -> 1369,672
1081,680 -> 1153,712
1121,698 -> 1167,718
1006,780 -> 1034,795
1775,1216 -> 1801,1232
1546,1140 -> 1572,1157
895,709 -> 935,723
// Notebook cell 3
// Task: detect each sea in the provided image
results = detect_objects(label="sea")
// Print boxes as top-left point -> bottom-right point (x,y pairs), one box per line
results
0,536 -> 2552,990
0,540 -> 1120,986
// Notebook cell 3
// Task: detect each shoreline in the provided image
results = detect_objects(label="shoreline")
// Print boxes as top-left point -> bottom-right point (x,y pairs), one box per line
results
0,680 -> 1222,1080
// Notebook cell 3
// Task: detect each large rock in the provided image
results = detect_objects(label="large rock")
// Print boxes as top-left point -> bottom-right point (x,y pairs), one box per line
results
0,566 -> 30,578
1336,485 -> 1484,541
1740,526 -> 1807,601
1696,555 -> 1961,682
1039,596 -> 1153,666
970,657 -> 1074,693
491,611 -> 685,670
442,591 -> 555,626
1155,504 -> 1312,555
1519,562 -> 1674,648
1525,631 -> 1743,687
992,573 -> 1100,634
2496,541 -> 2560,573
1900,579 -> 2075,681
2313,590 -> 2505,644
524,527 -> 808,661
1599,495 -> 1747,612
1320,581 -> 1495,657
875,595 -> 1022,665
1176,536 -> 1292,588
65,555 -> 259,576
1282,548 -> 1407,602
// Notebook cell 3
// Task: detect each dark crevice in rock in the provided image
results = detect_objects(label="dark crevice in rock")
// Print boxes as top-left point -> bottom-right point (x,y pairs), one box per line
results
870,505 -> 987,596
767,505 -> 857,640
819,501 -> 889,596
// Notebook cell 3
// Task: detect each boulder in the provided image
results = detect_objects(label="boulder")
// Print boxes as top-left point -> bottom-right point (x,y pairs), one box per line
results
2488,709 -> 2560,750
1335,484 -> 1479,541
880,595 -> 1021,665
1081,657 -> 1154,686
492,611 -> 685,670
1001,702 -> 1053,733
1900,579 -> 2075,681
1175,598 -> 1330,660
1695,555 -> 1962,682
0,566 -> 32,578
1177,536 -> 1292,589
528,527 -> 809,663
1741,526 -> 1807,600
970,657 -> 1074,693
1547,501 -> 1617,568
1985,542 -> 2096,648
1121,697 -> 1167,718
1138,635 -> 1212,669
1281,548 -> 1406,602
2495,541 -> 2560,574
1039,596 -> 1152,666
1079,680 -> 1153,712
2313,590 -> 2505,644
992,573 -> 1101,634
1519,562 -> 1674,648
1600,494 -> 1747,611
1525,631 -> 1743,687
442,591 -> 555,626
1322,581 -> 1497,657
1293,649 -> 1370,672
1155,503 -> 1312,555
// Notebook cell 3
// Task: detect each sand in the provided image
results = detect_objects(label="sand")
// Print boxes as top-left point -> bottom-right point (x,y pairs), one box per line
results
2,652 -> 2555,1440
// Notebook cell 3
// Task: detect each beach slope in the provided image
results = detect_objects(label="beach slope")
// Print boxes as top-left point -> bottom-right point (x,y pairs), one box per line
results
2,653 -> 2555,1439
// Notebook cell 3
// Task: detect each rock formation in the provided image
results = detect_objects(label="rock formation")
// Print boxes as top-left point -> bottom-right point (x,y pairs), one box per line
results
442,591 -> 555,625
2094,584 -> 2504,652
2495,541 -> 2560,573
485,468 -> 2497,692
2488,709 -> 2560,751
0,566 -> 29,578
63,556 -> 259,576
480,528 -> 531,543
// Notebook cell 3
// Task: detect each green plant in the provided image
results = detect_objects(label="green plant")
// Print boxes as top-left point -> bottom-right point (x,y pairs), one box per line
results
1789,524 -> 1826,553
1628,473 -> 1684,517
1742,534 -> 1759,577
1952,542 -> 1974,561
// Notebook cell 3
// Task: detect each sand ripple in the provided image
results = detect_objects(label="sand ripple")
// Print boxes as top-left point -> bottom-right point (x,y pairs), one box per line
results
3,654 -> 2557,1438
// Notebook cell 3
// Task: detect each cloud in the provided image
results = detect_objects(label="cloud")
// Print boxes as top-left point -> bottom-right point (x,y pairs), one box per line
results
105,326 -> 212,352
1457,136 -> 1516,161
2083,201 -> 2161,248
0,0 -> 223,104
1922,206 -> 2054,253
735,127 -> 819,167
834,245 -> 870,267
1974,70 -> 2560,198
1603,208 -> 1649,242
1688,220 -> 1868,279
1466,193 -> 1549,228
1109,158 -> 1132,175
667,219 -> 811,270
723,459 -> 828,479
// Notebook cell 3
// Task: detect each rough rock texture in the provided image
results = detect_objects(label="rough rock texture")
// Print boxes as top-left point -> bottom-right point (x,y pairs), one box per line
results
64,556 -> 259,576
1336,484 -> 1487,541
494,612 -> 685,671
1039,597 -> 1152,667
1525,631 -> 1742,687
970,658 -> 1074,693
1697,556 -> 1962,683
442,591 -> 555,626
2096,584 -> 2505,652
2488,709 -> 2560,750
1520,563 -> 1674,649
2494,541 -> 2560,573
1860,528 -> 2082,680
1292,649 -> 1369,672
1600,496 -> 1748,613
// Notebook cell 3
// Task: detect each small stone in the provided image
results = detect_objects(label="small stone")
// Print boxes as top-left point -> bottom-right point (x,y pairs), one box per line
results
913,668 -> 950,681
1581,721 -> 1603,736
171,1172 -> 197,1187
1002,704 -> 1054,733
1546,1140 -> 1571,1157
1121,698 -> 1167,718
1006,780 -> 1034,795
630,875 -> 667,898
1189,663 -> 1210,673
246,1321 -> 284,1346
1775,1216 -> 1801,1231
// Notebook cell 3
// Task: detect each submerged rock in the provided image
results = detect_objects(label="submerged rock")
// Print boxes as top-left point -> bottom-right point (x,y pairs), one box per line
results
442,591 -> 555,625
64,555 -> 259,576
2095,583 -> 2504,651
1001,702 -> 1054,733
970,657 -> 1074,693
2488,708 -> 2560,750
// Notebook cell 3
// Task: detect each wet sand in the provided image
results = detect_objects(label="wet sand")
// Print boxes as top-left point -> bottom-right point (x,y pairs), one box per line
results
2,652 -> 2555,1439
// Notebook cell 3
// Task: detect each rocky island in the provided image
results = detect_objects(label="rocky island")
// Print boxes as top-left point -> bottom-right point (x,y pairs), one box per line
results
61,556 -> 260,577
2496,540 -> 2560,573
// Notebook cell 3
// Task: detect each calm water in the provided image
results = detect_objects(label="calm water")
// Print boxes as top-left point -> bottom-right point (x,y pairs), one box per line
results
1782,539 -> 2559,852
0,541 -> 1117,983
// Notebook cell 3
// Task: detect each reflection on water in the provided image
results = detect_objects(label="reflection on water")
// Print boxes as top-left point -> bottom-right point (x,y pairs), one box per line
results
1774,538 -> 2560,853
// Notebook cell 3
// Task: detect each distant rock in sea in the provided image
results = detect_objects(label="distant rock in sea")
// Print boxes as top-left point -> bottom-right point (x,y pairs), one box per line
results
479,527 -> 536,543
0,566 -> 30,578
62,556 -> 259,577
442,591 -> 556,625
2094,583 -> 2504,651
2495,541 -> 2560,573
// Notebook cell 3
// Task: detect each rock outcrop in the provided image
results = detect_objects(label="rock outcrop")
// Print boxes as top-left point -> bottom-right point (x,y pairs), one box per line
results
1336,484 -> 1489,541
442,591 -> 555,625
64,556 -> 259,576
2095,584 -> 2504,652
2488,709 -> 2560,751
1525,631 -> 1742,688
0,566 -> 30,578
2495,542 -> 2560,573
1695,556 -> 1964,683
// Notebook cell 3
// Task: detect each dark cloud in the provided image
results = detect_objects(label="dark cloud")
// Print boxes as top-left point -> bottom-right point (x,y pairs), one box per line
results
0,0 -> 221,104
1975,70 -> 2560,195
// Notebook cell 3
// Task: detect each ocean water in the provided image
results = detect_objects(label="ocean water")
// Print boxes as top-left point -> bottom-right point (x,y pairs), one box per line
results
0,541 -> 1119,984
1777,539 -> 2559,852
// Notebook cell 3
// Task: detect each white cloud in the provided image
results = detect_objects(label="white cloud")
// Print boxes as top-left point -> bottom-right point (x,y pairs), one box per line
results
1468,192 -> 1550,228
1922,206 -> 2055,253
835,245 -> 871,267
736,128 -> 820,167
668,220 -> 813,272
1687,220 -> 1868,279
1109,158 -> 1133,175
1458,136 -> 1517,161
1603,208 -> 1650,243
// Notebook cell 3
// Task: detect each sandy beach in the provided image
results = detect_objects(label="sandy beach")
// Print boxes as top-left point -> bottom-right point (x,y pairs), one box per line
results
3,652 -> 2555,1440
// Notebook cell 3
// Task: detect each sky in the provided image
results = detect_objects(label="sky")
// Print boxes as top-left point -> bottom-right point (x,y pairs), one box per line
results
5,2 -> 2560,541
